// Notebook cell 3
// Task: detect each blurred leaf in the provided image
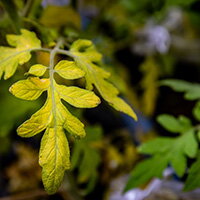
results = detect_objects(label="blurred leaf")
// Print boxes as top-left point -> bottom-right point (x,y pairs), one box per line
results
160,79 -> 200,100
140,57 -> 159,116
184,153 -> 200,191
193,101 -> 200,121
40,5 -> 81,29
0,79 -> 40,138
139,129 -> 197,177
125,129 -> 198,192
157,114 -> 192,134
71,125 -> 103,194
1,0 -> 21,32
124,155 -> 168,192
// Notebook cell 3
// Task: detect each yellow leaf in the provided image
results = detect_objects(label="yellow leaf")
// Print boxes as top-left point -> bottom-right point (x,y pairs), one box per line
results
140,57 -> 159,116
70,39 -> 137,120
28,64 -> 47,77
54,60 -> 85,79
9,77 -> 50,100
10,72 -> 100,192
17,99 -> 52,137
63,108 -> 86,138
0,29 -> 41,79
56,84 -> 101,108
39,127 -> 70,194
40,5 -> 81,29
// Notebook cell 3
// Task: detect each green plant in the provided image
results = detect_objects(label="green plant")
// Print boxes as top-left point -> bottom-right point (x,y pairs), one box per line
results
124,79 -> 200,192
0,29 -> 137,194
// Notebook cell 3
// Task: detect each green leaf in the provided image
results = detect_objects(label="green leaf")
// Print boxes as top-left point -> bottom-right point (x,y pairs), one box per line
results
10,75 -> 100,193
157,114 -> 192,134
184,153 -> 200,191
125,129 -> 198,192
69,39 -> 137,120
138,137 -> 173,154
0,29 -> 41,79
193,101 -> 200,121
160,79 -> 200,100
71,125 -> 102,194
28,64 -> 47,77
54,60 -> 85,80
124,155 -> 168,192
138,130 -> 197,178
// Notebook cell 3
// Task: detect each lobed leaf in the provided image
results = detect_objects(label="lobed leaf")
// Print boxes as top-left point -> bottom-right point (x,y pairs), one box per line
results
10,74 -> 100,193
157,114 -> 192,134
124,155 -> 168,192
69,39 -> 137,120
160,79 -> 200,100
0,29 -> 41,79
132,128 -> 198,190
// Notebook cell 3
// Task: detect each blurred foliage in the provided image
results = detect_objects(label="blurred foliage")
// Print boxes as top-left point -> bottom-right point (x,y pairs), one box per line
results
0,0 -> 200,199
71,125 -> 103,194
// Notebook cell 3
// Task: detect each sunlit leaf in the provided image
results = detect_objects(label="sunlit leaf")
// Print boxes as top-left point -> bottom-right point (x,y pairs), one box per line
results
39,127 -> 70,194
69,39 -> 137,120
0,29 -> 41,79
10,75 -> 100,193
54,60 -> 85,80
9,77 -> 50,100
28,64 -> 47,77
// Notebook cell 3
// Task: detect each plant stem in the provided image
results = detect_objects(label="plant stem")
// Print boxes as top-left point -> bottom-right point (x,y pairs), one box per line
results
56,49 -> 75,58
48,39 -> 64,127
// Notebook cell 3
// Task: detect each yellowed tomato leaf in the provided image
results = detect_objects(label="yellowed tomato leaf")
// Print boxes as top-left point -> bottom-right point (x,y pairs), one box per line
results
0,29 -> 41,79
39,127 -> 70,194
70,39 -> 137,120
54,60 -> 85,79
9,77 -> 50,100
56,84 -> 101,108
28,64 -> 47,77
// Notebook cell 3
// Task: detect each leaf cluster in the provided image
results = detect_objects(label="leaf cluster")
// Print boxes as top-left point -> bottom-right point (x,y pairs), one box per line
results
0,29 -> 137,194
125,79 -> 200,192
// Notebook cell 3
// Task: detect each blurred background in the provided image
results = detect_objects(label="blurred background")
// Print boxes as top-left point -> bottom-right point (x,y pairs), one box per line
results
0,0 -> 200,199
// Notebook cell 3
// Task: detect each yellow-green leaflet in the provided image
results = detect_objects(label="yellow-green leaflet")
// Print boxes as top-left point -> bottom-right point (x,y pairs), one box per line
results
54,60 -> 85,79
27,64 -> 47,77
69,39 -> 137,120
10,75 -> 100,194
0,29 -> 41,79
